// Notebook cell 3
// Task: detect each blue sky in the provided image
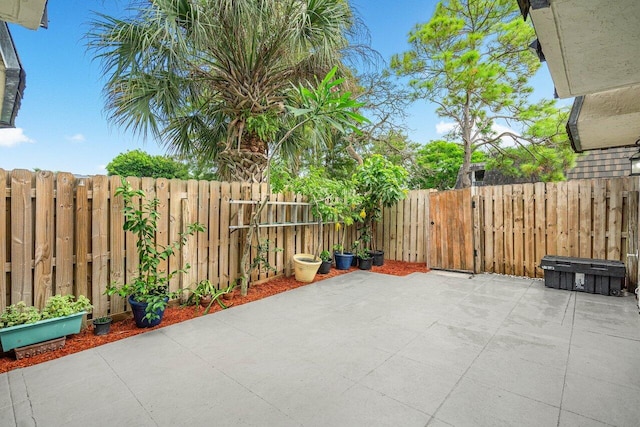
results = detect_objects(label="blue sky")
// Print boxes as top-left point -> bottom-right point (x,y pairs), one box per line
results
0,0 -> 560,175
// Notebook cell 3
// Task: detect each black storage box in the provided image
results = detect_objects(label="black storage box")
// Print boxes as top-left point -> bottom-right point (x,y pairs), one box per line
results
540,256 -> 625,296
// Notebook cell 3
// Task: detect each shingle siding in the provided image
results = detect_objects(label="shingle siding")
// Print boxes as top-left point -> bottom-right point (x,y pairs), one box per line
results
566,146 -> 636,180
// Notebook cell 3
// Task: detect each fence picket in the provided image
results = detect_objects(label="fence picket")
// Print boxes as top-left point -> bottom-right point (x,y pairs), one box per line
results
74,179 -> 89,301
55,172 -> 74,296
155,178 -> 169,279
208,182 -> 221,289
523,184 -> 535,277
34,171 -> 54,309
168,178 -> 183,293
607,179 -> 623,260
534,182 -> 546,277
91,175 -> 109,317
556,182 -> 569,255
592,179 -> 607,259
109,176 -> 126,315
229,182 -> 241,285
0,169 -> 6,312
578,180 -> 592,258
567,180 -> 580,257
219,182 -> 231,284
197,180 -> 210,284
11,170 -> 33,305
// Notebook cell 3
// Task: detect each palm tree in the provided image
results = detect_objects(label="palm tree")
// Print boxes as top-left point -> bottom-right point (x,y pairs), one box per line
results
89,0 -> 366,182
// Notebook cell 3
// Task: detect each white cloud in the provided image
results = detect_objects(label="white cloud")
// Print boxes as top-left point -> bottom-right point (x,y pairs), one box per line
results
435,121 -> 456,135
96,164 -> 107,174
0,128 -> 35,147
491,123 -> 520,146
67,133 -> 86,143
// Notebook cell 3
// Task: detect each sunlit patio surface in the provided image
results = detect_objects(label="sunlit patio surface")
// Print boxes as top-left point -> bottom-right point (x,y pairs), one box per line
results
1,270 -> 639,426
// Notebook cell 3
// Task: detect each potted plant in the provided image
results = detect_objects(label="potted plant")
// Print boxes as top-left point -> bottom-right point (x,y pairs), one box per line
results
318,250 -> 332,274
356,246 -> 373,270
106,178 -> 205,328
0,295 -> 92,352
276,168 -> 339,281
186,280 -> 234,314
331,183 -> 364,270
333,243 -> 352,270
354,155 -> 408,266
92,316 -> 112,336
351,240 -> 361,267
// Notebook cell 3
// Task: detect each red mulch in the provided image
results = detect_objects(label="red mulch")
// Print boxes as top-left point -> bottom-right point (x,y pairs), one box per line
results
0,261 -> 428,373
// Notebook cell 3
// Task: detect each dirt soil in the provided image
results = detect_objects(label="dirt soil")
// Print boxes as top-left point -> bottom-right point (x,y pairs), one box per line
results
0,261 -> 428,373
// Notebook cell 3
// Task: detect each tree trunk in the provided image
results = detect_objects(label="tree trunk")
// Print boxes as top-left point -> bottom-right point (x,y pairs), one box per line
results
218,132 -> 269,182
458,143 -> 472,189
458,94 -> 473,189
217,149 -> 268,182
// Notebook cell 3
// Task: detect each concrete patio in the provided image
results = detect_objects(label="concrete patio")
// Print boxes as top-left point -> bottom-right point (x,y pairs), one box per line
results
1,270 -> 639,426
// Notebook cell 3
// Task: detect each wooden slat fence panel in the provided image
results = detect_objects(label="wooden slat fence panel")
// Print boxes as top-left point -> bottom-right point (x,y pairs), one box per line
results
5,167 -> 635,316
429,188 -> 474,272
471,177 -> 638,285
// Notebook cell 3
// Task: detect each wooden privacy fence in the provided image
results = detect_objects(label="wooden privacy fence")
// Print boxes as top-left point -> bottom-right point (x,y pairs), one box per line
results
0,169 -> 429,317
472,178 -> 639,284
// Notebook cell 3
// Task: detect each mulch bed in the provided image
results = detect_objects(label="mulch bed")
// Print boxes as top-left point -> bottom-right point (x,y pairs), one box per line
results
0,261 -> 428,373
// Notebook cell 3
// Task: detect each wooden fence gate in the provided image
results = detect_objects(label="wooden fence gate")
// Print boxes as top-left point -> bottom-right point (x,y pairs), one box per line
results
429,188 -> 475,272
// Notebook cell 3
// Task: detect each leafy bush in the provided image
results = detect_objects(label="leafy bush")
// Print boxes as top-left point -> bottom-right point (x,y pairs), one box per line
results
106,177 -> 204,321
353,155 -> 408,250
106,149 -> 190,179
0,295 -> 93,328
41,295 -> 92,319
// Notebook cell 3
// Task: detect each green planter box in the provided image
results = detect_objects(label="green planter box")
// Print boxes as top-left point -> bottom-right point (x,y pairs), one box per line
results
0,311 -> 86,351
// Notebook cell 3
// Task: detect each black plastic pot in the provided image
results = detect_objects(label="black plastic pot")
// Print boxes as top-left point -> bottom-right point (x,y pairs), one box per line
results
318,260 -> 332,274
358,257 -> 373,270
92,318 -> 112,336
369,250 -> 384,266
